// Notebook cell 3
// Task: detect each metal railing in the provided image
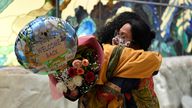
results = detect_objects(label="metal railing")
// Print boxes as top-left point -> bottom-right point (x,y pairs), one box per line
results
114,0 -> 192,9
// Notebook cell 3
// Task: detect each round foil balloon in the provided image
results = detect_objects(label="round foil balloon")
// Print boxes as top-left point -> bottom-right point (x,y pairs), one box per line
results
15,16 -> 77,73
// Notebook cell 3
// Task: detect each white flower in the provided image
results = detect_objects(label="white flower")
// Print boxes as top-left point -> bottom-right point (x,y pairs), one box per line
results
66,80 -> 76,91
56,81 -> 67,93
72,76 -> 83,86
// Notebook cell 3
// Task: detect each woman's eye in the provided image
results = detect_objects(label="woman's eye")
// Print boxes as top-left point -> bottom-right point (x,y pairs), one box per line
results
120,35 -> 126,39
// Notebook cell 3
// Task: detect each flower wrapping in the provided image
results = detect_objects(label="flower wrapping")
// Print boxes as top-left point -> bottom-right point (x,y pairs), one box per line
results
49,36 -> 104,101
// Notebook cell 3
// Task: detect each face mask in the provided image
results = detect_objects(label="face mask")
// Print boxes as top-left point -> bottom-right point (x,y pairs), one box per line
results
112,29 -> 133,47
112,36 -> 131,47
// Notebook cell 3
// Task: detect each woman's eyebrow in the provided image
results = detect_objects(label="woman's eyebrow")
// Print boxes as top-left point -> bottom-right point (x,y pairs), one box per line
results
120,31 -> 128,35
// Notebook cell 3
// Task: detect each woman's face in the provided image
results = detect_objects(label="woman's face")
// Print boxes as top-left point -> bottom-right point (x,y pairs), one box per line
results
112,23 -> 133,47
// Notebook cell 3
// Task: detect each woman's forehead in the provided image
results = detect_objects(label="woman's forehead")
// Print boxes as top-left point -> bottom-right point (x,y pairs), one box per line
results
120,23 -> 132,32
119,23 -> 132,39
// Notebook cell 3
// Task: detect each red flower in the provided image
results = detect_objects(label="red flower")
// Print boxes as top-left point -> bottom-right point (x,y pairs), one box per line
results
67,67 -> 77,78
76,68 -> 85,75
85,72 -> 95,84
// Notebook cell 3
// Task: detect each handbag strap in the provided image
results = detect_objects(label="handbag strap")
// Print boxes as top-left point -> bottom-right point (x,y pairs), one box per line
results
106,45 -> 125,80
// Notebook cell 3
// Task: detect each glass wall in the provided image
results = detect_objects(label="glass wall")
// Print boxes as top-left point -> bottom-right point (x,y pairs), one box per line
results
0,0 -> 192,66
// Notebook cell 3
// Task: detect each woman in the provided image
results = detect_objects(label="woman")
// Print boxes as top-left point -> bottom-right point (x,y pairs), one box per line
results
100,11 -> 160,108
78,12 -> 161,108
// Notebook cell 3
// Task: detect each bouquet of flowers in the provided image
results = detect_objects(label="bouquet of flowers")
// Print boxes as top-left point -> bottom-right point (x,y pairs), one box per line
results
49,36 -> 104,101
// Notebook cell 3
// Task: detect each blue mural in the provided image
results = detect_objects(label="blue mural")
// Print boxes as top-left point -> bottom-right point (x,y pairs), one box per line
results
65,0 -> 192,57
